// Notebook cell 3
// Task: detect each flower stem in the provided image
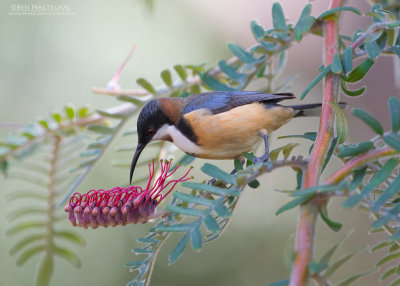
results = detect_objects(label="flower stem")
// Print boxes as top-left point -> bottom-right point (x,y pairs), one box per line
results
289,1 -> 345,285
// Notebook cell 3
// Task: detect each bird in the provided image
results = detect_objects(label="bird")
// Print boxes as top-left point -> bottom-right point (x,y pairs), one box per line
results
129,90 -> 324,184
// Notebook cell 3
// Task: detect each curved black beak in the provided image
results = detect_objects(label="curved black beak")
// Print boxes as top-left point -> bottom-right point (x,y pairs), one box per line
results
129,143 -> 146,184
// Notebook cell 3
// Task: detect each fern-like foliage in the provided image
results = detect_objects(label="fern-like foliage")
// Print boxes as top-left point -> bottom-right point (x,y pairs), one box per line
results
2,105 -> 131,286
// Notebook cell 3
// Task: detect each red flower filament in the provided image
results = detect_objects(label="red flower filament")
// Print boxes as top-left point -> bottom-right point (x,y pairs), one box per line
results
64,159 -> 192,229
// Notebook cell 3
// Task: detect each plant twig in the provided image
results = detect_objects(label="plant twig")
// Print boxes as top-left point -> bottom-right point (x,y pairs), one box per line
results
290,1 -> 345,285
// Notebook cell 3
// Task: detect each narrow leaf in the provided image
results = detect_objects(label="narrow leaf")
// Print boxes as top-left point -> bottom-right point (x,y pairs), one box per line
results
384,133 -> 400,152
201,163 -> 236,185
365,41 -> 381,59
136,78 -> 156,94
371,174 -> 400,212
318,6 -> 361,19
169,233 -> 190,264
300,65 -> 331,100
7,221 -> 46,236
330,102 -> 348,144
54,246 -> 81,267
337,141 -> 374,157
16,245 -> 45,265
342,47 -> 353,74
276,195 -> 310,215
10,234 -> 45,255
174,65 -> 187,81
344,158 -> 398,208
272,2 -> 287,30
54,231 -> 85,246
182,182 -> 240,196
64,105 -> 75,120
323,247 -> 365,279
353,108 -> 383,135
191,225 -> 202,251
320,232 -> 352,264
203,214 -> 220,232
165,205 -> 206,217
337,269 -> 375,286
294,4 -> 314,41
200,73 -> 235,92
173,192 -> 217,207
331,53 -> 343,73
341,59 -> 375,83
376,251 -> 400,267
160,69 -> 172,87
319,203 -> 342,231
218,60 -> 245,81
340,80 -> 366,97
251,20 -> 265,39
36,254 -> 54,286
87,124 -> 115,134
227,43 -> 256,63
155,223 -> 194,233
389,97 -> 400,132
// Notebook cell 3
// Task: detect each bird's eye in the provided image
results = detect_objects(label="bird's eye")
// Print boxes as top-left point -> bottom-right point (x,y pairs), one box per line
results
147,128 -> 155,135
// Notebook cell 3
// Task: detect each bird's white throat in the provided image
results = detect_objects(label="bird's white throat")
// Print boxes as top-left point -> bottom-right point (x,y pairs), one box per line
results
152,124 -> 202,154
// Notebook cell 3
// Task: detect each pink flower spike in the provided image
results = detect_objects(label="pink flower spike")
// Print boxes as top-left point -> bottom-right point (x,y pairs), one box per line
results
65,160 -> 192,229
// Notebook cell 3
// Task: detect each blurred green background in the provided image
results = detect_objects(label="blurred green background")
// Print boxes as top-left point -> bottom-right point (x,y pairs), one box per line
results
0,0 -> 398,285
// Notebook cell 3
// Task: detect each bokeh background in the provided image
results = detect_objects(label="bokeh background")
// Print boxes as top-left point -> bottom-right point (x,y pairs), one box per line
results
0,0 -> 399,285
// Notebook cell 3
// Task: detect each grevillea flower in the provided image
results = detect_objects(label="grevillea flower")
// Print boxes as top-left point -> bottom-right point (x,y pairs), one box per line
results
64,159 -> 192,229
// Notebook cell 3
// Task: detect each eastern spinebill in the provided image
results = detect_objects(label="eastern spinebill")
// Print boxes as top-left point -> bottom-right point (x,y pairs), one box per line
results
129,91 -> 324,184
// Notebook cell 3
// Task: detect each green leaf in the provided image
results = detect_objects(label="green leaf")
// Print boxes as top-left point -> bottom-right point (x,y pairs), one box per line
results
136,78 -> 156,94
344,158 -> 398,208
371,174 -> 400,212
182,182 -> 240,196
64,105 -> 75,120
7,208 -> 46,221
87,124 -> 115,134
300,65 -> 331,100
165,205 -> 206,217
200,73 -> 235,92
218,60 -> 245,81
175,154 -> 195,166
389,97 -> 400,132
6,221 -> 46,236
319,204 -> 342,231
234,158 -> 244,171
294,4 -> 314,42
95,109 -> 129,119
169,233 -> 190,264
323,247 -> 365,279
340,80 -> 366,97
251,20 -> 265,39
388,20 -> 400,28
1,160 -> 8,176
342,47 -> 353,74
376,251 -> 400,267
77,106 -> 90,118
322,137 -> 339,172
16,245 -> 45,265
174,65 -> 187,81
278,132 -> 317,141
380,266 -> 396,281
54,246 -> 81,267
276,195 -> 310,215
52,112 -> 62,123
10,234 -> 45,255
330,102 -> 348,144
365,41 -> 380,59
36,254 -> 54,286
191,225 -> 202,251
384,133 -> 400,152
54,231 -> 85,246
320,232 -> 351,264
266,279 -> 289,286
201,163 -> 236,185
318,6 -> 361,19
227,43 -> 256,63
173,192 -> 217,207
248,179 -> 260,189
291,183 -> 347,197
337,141 -> 374,157
272,2 -> 287,30
161,69 -> 172,87
337,269 -> 375,286
331,53 -> 343,74
309,261 -> 328,274
353,108 -> 383,135
341,59 -> 375,83
203,214 -> 220,232
38,119 -> 50,130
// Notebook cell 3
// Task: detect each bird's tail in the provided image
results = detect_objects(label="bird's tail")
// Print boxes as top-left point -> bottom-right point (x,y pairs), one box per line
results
290,102 -> 347,117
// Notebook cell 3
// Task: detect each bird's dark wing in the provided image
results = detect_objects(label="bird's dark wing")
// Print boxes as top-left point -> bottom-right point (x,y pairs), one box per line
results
182,91 -> 295,115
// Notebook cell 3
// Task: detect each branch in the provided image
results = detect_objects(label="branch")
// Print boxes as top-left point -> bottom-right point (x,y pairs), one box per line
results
290,1 -> 345,285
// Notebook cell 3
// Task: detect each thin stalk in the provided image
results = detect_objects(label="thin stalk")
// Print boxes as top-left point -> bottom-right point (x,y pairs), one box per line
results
290,1 -> 345,285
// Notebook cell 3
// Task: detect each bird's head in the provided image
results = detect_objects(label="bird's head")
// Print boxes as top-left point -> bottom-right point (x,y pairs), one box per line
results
130,99 -> 172,184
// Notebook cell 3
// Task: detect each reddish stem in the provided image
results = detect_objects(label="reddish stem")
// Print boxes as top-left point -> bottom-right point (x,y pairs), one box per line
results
289,1 -> 345,285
